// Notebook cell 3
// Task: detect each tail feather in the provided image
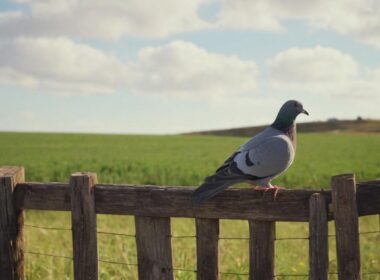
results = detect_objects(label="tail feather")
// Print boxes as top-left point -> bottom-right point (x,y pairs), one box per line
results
191,182 -> 229,205
191,174 -> 241,205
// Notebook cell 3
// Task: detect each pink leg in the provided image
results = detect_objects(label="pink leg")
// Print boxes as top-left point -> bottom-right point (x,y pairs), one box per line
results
252,185 -> 273,195
250,185 -> 285,200
268,185 -> 285,200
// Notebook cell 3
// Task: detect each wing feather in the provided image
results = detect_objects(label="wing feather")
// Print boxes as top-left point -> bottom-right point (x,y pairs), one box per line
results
192,129 -> 295,204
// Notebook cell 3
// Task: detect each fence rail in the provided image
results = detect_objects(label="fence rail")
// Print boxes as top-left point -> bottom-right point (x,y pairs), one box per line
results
1,166 -> 380,279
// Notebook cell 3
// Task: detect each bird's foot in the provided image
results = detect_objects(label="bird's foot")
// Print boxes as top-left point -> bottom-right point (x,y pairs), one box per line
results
268,185 -> 285,200
251,185 -> 285,200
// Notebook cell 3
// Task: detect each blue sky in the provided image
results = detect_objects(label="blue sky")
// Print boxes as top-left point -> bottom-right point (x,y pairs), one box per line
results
0,0 -> 379,134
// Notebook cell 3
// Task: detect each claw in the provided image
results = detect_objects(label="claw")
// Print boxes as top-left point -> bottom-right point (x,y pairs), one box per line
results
269,185 -> 285,200
251,185 -> 285,200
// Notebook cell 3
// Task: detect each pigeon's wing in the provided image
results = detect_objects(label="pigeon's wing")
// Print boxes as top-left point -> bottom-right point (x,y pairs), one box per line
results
191,134 -> 294,205
215,151 -> 240,173
234,135 -> 295,179
191,151 -> 258,205
191,148 -> 271,205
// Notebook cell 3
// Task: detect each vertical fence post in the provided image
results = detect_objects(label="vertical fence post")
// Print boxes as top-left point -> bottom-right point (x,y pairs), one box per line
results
135,216 -> 173,280
196,218 -> 219,280
0,166 -> 25,280
309,193 -> 328,280
71,172 -> 98,280
332,173 -> 361,280
249,220 -> 275,280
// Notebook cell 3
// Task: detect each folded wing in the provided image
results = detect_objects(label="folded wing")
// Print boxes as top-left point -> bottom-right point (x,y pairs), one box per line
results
191,135 -> 294,205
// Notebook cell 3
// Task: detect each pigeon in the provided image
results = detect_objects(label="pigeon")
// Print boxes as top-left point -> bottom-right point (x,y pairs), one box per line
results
191,100 -> 308,205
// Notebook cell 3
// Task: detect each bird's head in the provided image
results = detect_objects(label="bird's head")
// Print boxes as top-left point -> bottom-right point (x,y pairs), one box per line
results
272,100 -> 309,130
280,100 -> 309,118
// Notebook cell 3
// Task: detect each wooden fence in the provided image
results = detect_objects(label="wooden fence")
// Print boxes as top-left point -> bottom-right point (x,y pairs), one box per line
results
1,166 -> 380,280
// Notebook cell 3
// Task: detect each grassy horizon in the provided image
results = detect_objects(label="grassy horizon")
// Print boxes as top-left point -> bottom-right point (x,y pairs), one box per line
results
1,131 -> 380,187
1,131 -> 380,279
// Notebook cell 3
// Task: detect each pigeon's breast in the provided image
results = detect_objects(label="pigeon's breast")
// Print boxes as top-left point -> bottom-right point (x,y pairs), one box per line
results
236,133 -> 295,178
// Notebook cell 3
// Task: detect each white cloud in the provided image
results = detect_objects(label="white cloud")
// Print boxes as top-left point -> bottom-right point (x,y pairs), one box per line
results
268,46 -> 380,97
216,0 -> 380,48
129,40 -> 258,98
307,0 -> 380,48
0,11 -> 22,22
269,46 -> 358,85
2,0 -> 380,49
0,0 -> 209,39
0,37 -> 128,94
0,67 -> 38,88
216,1 -> 282,31
0,38 -> 258,98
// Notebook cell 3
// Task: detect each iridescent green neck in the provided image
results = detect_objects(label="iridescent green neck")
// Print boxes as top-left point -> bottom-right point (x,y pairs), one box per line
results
271,115 -> 295,131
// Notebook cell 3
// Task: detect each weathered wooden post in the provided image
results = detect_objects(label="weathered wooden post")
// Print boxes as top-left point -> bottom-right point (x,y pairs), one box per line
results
135,216 -> 174,280
309,193 -> 328,280
249,220 -> 275,280
332,173 -> 361,280
70,172 -> 98,280
0,166 -> 25,280
196,218 -> 219,280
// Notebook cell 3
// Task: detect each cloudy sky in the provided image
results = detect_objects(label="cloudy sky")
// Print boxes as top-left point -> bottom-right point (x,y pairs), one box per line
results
1,0 -> 380,134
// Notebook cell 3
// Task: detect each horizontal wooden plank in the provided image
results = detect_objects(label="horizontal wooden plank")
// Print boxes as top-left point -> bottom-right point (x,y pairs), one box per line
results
359,179 -> 380,185
14,183 -> 71,211
94,184 -> 333,221
12,181 -> 380,220
356,181 -> 380,216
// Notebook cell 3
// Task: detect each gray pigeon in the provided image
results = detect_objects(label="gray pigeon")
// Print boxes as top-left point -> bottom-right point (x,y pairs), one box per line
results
191,100 -> 308,205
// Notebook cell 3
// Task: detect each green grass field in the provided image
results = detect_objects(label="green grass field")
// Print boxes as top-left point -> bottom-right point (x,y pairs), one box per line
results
1,132 -> 380,279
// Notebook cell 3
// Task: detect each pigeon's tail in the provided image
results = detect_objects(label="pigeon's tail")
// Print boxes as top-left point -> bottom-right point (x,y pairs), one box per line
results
191,173 -> 241,205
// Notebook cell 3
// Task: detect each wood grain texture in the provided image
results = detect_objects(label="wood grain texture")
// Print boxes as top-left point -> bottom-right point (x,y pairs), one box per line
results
94,184 -> 333,221
332,174 -> 361,280
135,216 -> 173,280
309,193 -> 328,280
196,218 -> 219,280
14,183 -> 70,211
15,183 -> 333,221
13,181 -> 380,219
0,166 -> 25,280
0,167 -> 24,183
249,221 -> 275,280
70,173 -> 98,280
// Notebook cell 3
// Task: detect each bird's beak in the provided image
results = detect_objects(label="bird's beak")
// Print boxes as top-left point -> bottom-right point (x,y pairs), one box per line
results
302,109 -> 309,116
